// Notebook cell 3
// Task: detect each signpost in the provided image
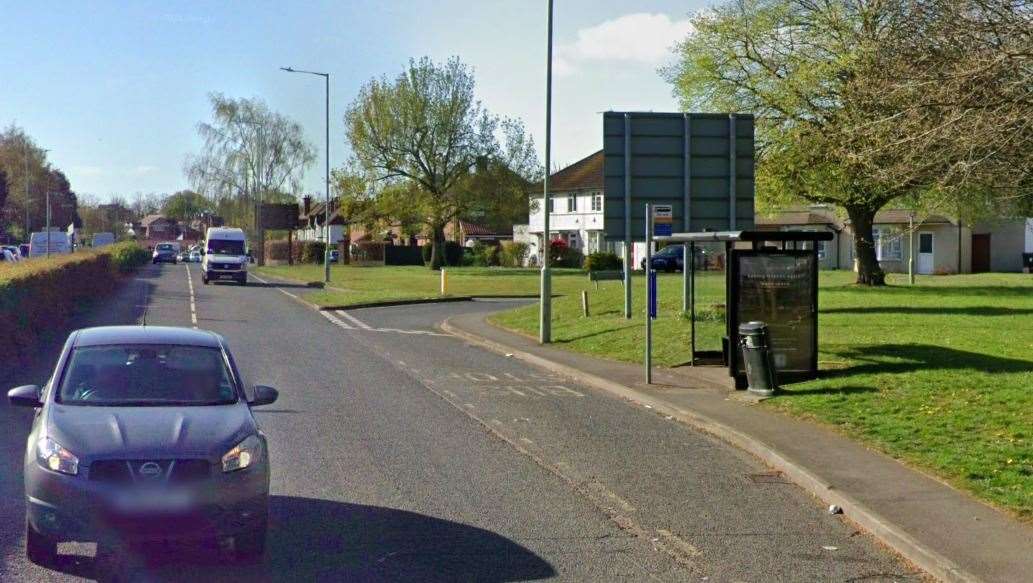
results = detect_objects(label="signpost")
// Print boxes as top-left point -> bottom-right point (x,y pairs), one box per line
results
603,112 -> 755,319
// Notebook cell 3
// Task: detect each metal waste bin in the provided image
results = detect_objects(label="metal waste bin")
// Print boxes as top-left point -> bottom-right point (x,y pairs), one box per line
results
739,321 -> 778,396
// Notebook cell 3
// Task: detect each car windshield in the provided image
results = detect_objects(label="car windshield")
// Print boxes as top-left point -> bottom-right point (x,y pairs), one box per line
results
58,344 -> 238,406
657,246 -> 680,257
208,240 -> 245,255
156,244 -> 175,251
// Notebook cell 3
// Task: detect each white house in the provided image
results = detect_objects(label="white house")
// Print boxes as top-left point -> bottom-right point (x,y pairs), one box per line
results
528,150 -> 612,257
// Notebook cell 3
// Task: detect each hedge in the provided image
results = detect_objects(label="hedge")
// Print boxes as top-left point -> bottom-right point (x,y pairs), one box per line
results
0,242 -> 147,363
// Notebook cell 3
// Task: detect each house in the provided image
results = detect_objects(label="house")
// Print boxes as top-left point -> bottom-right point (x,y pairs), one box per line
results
757,205 -> 1031,274
527,150 -> 609,257
140,215 -> 178,240
447,220 -> 511,246
295,196 -> 346,245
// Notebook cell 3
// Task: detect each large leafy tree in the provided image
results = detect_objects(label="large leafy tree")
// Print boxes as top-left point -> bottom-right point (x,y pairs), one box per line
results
666,0 -> 1032,285
162,189 -> 213,222
346,57 -> 503,269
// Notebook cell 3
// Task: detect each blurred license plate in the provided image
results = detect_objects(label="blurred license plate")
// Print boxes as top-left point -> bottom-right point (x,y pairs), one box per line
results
113,489 -> 194,512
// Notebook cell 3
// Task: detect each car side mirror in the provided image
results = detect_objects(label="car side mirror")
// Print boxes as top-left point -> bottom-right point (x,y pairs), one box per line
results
8,385 -> 42,408
249,385 -> 278,406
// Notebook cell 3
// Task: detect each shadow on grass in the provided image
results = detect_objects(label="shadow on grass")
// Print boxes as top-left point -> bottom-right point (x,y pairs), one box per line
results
821,306 -> 1033,317
823,284 -> 1033,299
555,325 -> 633,343
775,385 -> 878,397
820,344 -> 1033,379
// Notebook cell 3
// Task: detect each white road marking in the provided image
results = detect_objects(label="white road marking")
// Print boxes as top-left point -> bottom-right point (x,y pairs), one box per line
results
184,263 -> 198,329
249,273 -> 448,337
336,310 -> 372,329
320,310 -> 354,329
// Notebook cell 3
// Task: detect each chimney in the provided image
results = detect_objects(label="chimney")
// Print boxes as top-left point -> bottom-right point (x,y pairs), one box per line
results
302,196 -> 312,217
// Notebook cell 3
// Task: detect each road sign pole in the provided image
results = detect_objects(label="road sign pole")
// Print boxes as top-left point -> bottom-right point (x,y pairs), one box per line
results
623,113 -> 632,319
682,114 -> 691,313
645,203 -> 652,384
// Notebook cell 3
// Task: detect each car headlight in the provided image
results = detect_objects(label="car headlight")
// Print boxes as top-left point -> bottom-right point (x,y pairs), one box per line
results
36,437 -> 79,475
222,435 -> 262,473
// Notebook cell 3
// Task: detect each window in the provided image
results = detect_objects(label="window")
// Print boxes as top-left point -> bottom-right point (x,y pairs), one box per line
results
58,344 -> 238,406
567,196 -> 576,213
873,228 -> 902,261
547,198 -> 554,213
591,194 -> 602,212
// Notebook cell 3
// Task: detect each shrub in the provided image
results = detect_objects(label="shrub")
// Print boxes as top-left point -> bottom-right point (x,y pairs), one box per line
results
549,239 -> 583,268
265,240 -> 292,261
583,251 -> 622,272
0,249 -> 125,363
109,242 -> 150,273
499,241 -> 529,267
466,242 -> 500,267
300,241 -> 326,263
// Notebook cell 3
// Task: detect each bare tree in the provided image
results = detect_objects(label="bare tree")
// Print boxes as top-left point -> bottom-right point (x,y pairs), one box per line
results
185,94 -> 315,241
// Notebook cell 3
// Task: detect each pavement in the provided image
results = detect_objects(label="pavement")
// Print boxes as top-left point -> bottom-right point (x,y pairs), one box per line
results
0,263 -> 925,582
442,310 -> 1033,583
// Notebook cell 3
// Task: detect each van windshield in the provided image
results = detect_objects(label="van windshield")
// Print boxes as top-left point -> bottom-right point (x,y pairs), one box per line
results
208,240 -> 245,255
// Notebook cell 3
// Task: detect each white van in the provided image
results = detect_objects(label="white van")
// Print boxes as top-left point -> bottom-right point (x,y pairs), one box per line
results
29,232 -> 71,257
201,227 -> 249,285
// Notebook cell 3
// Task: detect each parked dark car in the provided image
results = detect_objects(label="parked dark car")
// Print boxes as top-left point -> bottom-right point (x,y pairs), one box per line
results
9,326 -> 279,564
640,245 -> 708,272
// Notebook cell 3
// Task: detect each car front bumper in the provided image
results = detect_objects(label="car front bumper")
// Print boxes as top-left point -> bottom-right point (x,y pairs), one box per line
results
25,459 -> 269,543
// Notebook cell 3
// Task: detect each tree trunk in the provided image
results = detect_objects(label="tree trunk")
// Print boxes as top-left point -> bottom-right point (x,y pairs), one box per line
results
846,205 -> 886,286
430,223 -> 447,270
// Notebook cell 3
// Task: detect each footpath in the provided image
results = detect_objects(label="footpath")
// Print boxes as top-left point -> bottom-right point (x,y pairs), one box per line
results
442,311 -> 1033,583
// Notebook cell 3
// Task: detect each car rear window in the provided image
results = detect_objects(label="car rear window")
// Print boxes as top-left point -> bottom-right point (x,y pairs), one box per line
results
58,344 -> 238,406
156,244 -> 175,251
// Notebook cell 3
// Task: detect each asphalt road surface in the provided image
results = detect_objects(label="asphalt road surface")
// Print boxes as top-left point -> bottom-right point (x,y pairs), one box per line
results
0,264 -> 923,582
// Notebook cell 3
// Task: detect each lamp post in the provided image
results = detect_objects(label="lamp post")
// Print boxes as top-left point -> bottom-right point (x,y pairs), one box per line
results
539,0 -> 554,344
281,66 -> 331,284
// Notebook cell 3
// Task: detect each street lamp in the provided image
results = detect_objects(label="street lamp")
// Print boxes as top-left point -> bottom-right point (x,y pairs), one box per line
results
540,0 -> 554,344
280,66 -> 331,284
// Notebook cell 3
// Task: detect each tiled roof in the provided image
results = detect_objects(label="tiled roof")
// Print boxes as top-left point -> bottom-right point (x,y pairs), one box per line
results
873,209 -> 954,225
141,214 -> 174,226
531,150 -> 604,193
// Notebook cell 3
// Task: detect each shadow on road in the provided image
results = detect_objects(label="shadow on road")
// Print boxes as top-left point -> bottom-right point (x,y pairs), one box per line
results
35,496 -> 556,582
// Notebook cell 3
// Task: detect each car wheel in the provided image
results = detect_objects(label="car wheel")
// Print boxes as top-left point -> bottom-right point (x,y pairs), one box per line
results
26,520 -> 57,565
234,520 -> 267,562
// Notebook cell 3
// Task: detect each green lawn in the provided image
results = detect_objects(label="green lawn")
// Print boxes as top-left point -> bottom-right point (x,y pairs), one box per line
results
258,262 -> 1032,519
254,264 -> 589,307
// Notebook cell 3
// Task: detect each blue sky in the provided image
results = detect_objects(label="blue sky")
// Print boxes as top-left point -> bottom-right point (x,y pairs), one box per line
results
0,0 -> 704,201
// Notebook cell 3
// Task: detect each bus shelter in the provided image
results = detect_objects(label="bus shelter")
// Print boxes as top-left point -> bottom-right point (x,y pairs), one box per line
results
654,230 -> 834,389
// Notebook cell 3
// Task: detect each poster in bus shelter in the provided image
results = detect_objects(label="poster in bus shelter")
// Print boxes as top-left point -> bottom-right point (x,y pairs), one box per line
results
735,253 -> 815,374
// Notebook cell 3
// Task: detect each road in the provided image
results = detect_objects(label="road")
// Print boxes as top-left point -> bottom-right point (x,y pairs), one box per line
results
0,263 -> 922,582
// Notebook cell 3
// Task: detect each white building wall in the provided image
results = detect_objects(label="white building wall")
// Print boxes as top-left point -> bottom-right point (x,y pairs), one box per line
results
295,224 -> 345,245
528,189 -> 605,255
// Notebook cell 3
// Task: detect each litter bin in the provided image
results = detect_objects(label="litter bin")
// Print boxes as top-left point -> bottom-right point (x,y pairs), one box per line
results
1023,253 -> 1033,274
739,321 -> 778,396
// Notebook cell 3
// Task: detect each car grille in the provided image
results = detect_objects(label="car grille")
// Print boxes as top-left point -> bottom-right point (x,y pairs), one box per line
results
210,262 -> 239,271
90,459 -> 211,484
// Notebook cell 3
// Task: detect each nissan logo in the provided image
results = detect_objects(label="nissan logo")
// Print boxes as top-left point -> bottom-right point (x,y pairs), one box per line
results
138,461 -> 163,479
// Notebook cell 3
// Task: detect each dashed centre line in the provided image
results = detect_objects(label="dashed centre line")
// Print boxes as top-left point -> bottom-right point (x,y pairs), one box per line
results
184,263 -> 198,329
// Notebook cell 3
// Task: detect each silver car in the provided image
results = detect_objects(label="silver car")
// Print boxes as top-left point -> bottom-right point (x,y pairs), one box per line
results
9,326 -> 278,564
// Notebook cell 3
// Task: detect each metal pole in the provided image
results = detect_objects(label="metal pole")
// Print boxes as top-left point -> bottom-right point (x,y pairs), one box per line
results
324,72 -> 331,284
908,213 -> 915,285
623,113 -> 632,319
24,145 -> 30,240
45,185 -> 51,258
690,242 -> 696,365
682,113 -> 691,313
539,0 -> 553,344
645,203 -> 652,384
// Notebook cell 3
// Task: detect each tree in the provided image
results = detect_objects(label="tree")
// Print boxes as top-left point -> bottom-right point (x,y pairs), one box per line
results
0,125 -> 51,240
185,94 -> 315,238
666,0 -> 1032,285
346,57 -> 499,269
162,189 -> 212,222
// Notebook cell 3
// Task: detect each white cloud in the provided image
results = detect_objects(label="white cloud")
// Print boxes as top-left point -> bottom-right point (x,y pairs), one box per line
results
554,13 -> 692,77
131,165 -> 159,176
